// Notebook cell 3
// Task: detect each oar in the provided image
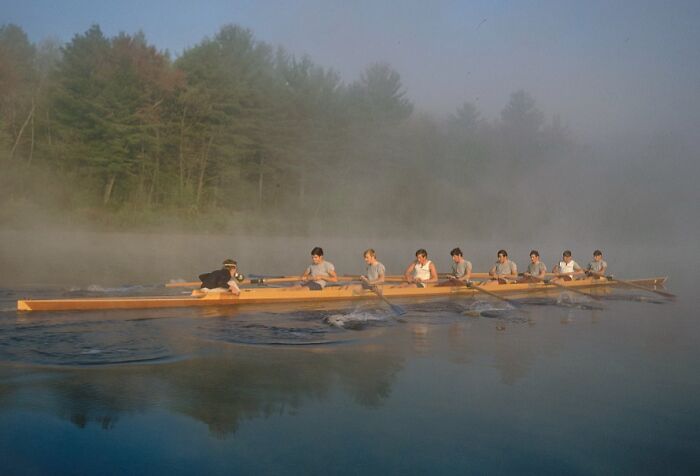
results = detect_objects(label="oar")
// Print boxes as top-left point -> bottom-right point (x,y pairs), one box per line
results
361,279 -> 406,316
344,273 -> 494,281
466,282 -> 522,308
166,276 -> 298,288
607,276 -> 676,299
527,274 -> 603,301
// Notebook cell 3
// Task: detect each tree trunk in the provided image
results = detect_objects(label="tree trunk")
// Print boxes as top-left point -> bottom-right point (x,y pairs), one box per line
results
28,98 -> 35,164
178,107 -> 187,194
149,126 -> 160,206
9,101 -> 35,160
103,175 -> 116,205
196,136 -> 213,208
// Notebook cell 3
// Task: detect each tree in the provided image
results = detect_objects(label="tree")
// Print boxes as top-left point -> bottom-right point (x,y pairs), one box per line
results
0,24 -> 37,160
500,90 -> 544,139
347,62 -> 413,126
51,26 -> 180,205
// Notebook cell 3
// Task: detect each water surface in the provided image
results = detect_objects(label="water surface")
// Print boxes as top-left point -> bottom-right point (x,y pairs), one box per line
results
1,275 -> 698,475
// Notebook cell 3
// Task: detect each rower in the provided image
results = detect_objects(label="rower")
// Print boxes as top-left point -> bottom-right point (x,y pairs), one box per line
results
404,249 -> 438,287
551,250 -> 584,282
197,259 -> 242,295
360,249 -> 386,288
521,250 -> 547,282
300,247 -> 338,290
446,247 -> 472,285
488,249 -> 518,284
585,249 -> 608,279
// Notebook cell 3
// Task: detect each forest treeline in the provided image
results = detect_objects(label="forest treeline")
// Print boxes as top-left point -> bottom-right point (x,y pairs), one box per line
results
0,23 -> 576,233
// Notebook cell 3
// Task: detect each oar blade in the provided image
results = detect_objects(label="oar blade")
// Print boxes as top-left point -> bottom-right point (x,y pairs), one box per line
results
389,303 -> 407,316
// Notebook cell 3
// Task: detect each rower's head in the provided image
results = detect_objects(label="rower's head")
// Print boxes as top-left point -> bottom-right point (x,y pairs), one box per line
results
415,249 -> 428,265
363,248 -> 377,264
530,250 -> 540,262
593,249 -> 603,261
223,259 -> 238,275
311,247 -> 324,264
497,249 -> 508,263
450,248 -> 463,263
562,250 -> 573,263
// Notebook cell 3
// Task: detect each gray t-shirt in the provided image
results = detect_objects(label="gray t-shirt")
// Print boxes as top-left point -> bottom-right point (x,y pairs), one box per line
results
587,260 -> 608,273
451,260 -> 473,278
366,261 -> 386,282
306,260 -> 336,288
494,260 -> 517,275
527,261 -> 547,277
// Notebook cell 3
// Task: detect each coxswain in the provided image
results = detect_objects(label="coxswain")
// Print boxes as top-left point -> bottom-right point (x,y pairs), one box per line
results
197,259 -> 242,295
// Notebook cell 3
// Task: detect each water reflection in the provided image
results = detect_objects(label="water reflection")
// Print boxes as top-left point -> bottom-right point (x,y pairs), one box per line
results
0,344 -> 404,439
0,285 -> 688,450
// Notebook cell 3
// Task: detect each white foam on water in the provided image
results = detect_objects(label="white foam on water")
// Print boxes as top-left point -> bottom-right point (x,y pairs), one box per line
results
80,349 -> 102,355
467,300 -> 513,312
325,310 -> 387,328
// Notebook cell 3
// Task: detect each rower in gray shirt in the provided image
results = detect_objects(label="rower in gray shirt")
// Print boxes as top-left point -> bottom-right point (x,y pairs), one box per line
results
527,261 -> 547,277
360,249 -> 386,290
489,249 -> 518,283
301,247 -> 338,290
523,250 -> 547,281
586,250 -> 608,278
448,248 -> 472,283
452,259 -> 472,277
366,261 -> 386,283
305,260 -> 336,288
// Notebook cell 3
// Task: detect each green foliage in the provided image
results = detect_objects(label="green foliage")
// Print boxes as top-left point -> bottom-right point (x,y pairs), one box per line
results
0,23 -> 577,234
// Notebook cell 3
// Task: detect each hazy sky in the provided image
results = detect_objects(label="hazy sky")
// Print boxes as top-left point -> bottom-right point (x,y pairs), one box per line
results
3,0 -> 699,141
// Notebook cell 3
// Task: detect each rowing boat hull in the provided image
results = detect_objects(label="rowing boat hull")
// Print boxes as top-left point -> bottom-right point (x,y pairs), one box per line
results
17,277 -> 668,312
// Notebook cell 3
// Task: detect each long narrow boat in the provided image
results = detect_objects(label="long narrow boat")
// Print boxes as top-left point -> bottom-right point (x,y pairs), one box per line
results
17,277 -> 668,312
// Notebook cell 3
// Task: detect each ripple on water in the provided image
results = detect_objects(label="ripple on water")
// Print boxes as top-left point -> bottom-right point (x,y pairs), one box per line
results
461,300 -> 528,322
0,319 -> 172,366
194,307 -> 394,345
324,309 -> 393,330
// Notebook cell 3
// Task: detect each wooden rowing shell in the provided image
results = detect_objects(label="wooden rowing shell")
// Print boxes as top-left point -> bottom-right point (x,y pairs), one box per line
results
17,277 -> 668,312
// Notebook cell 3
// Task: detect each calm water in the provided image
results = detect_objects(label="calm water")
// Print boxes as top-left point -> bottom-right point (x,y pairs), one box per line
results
1,233 -> 699,475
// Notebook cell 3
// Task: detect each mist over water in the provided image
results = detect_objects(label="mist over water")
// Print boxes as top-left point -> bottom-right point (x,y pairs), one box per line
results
2,2 -> 700,473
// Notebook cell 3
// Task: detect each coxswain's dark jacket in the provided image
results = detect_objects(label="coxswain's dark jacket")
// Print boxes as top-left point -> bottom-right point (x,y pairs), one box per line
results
199,268 -> 232,289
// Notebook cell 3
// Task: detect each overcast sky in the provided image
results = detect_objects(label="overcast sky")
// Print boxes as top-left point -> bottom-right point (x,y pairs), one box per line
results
3,0 -> 699,141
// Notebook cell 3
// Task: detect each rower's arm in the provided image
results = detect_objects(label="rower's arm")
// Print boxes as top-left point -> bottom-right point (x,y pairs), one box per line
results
587,265 -> 607,277
405,262 -> 416,282
509,263 -> 518,277
427,262 -> 439,283
327,268 -> 338,282
372,269 -> 385,284
489,265 -> 497,277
